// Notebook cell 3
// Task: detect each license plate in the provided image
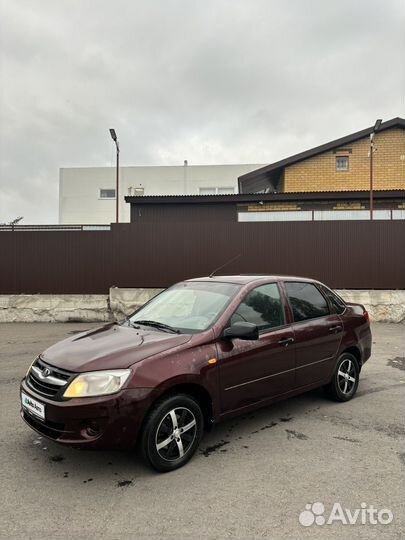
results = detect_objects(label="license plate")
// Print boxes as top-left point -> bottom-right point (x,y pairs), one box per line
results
21,392 -> 45,420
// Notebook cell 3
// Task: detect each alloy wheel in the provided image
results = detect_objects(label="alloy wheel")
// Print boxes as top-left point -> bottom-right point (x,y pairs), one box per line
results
155,407 -> 197,462
337,358 -> 357,395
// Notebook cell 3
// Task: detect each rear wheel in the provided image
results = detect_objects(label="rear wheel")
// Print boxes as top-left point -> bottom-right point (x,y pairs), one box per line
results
140,394 -> 204,472
325,353 -> 359,402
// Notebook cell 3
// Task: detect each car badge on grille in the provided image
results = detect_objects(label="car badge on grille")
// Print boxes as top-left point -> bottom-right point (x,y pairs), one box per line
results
42,368 -> 51,377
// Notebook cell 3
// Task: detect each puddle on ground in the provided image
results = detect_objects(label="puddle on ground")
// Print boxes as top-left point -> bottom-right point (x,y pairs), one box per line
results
117,480 -> 133,487
286,429 -> 308,440
387,357 -> 405,371
260,422 -> 278,431
49,454 -> 65,463
333,436 -> 361,444
201,440 -> 230,457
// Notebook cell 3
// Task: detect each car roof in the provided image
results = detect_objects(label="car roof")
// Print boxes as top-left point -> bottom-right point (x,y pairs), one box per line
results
186,274 -> 320,285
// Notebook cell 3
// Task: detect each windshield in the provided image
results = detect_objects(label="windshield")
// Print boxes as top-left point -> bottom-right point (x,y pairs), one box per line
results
129,281 -> 240,333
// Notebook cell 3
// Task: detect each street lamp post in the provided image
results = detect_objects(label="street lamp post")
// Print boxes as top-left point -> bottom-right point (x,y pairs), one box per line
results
369,119 -> 382,221
109,128 -> 120,223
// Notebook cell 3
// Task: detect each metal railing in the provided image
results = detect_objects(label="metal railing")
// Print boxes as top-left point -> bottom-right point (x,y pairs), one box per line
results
0,224 -> 111,231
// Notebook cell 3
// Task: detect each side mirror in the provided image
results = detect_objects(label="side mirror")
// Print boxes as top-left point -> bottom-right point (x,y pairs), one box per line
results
223,322 -> 259,341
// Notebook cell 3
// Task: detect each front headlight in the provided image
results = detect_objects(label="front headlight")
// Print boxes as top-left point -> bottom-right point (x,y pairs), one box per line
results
63,369 -> 131,398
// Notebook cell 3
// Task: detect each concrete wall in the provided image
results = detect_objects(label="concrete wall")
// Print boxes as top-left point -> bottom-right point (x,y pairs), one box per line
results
0,295 -> 110,323
109,288 -> 405,324
1,289 -> 404,323
109,287 -> 163,320
336,289 -> 405,324
59,164 -> 264,224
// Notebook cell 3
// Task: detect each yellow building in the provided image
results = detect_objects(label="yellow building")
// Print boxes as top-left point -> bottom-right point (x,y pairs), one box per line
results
239,117 -> 405,194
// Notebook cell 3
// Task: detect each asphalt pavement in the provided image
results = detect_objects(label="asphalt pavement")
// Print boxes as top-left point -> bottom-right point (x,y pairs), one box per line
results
0,322 -> 404,540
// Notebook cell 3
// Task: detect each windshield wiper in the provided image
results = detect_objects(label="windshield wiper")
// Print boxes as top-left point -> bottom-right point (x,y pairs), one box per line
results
133,320 -> 180,334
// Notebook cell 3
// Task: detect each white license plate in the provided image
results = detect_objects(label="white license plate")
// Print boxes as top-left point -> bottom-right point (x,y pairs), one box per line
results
21,392 -> 45,420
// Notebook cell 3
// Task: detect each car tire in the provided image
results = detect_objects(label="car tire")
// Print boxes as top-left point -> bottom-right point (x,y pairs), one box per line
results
140,393 -> 204,472
325,352 -> 360,402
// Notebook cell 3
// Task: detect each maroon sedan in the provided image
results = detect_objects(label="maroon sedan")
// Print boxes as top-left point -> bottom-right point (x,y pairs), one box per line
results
21,275 -> 371,472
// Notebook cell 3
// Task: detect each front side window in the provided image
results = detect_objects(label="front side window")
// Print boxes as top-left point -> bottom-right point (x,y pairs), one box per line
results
336,156 -> 349,171
285,282 -> 329,322
129,281 -> 240,333
230,283 -> 284,331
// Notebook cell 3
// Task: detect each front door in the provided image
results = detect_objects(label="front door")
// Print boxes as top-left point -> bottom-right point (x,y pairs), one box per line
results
217,283 -> 296,414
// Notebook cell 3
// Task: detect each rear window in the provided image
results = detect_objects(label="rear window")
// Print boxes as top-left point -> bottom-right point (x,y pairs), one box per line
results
285,281 -> 329,322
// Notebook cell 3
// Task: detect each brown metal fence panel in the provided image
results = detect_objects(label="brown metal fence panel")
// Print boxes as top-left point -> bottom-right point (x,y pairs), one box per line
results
1,221 -> 404,294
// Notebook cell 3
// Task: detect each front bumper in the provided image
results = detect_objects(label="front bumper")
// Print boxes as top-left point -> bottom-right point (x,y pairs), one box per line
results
20,378 -> 153,449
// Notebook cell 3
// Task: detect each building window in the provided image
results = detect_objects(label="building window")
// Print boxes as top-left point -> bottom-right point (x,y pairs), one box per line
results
99,189 -> 116,199
128,187 -> 144,196
199,187 -> 235,195
199,187 -> 216,195
336,156 -> 349,171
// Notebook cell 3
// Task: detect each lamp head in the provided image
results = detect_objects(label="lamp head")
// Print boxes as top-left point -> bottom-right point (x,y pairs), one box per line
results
373,119 -> 382,132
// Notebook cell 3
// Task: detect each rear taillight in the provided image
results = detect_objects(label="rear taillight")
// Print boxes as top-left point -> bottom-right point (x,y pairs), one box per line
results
363,310 -> 370,323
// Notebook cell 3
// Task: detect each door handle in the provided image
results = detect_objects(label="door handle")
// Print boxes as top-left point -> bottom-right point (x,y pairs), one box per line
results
329,325 -> 342,333
278,337 -> 295,346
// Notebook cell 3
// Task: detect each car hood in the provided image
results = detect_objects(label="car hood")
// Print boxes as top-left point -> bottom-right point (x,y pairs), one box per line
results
42,323 -> 193,373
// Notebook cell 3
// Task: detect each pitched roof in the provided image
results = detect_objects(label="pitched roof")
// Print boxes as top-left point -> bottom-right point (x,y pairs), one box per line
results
238,117 -> 405,187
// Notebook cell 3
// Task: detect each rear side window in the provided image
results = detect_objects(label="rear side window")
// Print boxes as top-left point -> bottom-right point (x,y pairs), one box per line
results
285,282 -> 329,322
230,283 -> 284,331
321,286 -> 346,314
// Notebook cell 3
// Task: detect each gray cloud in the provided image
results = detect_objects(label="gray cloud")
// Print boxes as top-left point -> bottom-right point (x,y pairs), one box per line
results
0,0 -> 403,223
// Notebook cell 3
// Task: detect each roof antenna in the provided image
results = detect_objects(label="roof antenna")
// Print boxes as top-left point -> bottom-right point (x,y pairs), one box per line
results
209,253 -> 241,278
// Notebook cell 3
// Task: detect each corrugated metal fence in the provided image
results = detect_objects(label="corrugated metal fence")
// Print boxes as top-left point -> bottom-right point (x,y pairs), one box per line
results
1,221 -> 404,293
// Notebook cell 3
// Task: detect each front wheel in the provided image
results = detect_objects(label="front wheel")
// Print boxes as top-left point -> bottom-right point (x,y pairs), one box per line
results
140,394 -> 204,472
325,353 -> 360,402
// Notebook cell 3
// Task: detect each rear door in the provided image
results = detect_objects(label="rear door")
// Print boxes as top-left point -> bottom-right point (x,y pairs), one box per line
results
283,281 -> 343,387
217,282 -> 296,413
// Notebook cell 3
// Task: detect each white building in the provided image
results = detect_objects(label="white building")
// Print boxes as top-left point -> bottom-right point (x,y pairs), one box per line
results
59,163 -> 264,224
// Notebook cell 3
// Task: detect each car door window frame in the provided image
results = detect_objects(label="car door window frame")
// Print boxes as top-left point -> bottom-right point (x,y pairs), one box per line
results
318,284 -> 347,315
282,280 -> 331,324
226,281 -> 288,335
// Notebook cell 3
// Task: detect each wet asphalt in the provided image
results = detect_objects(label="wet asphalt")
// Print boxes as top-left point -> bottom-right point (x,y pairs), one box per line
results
0,322 -> 404,540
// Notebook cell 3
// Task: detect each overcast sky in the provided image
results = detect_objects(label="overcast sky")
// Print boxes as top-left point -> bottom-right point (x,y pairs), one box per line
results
0,0 -> 404,223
